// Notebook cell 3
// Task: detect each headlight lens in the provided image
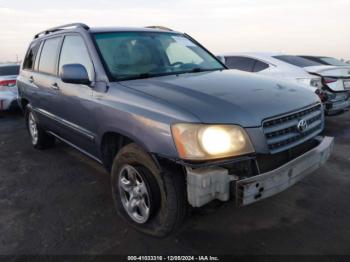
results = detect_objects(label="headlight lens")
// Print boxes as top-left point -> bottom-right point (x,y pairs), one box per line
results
171,123 -> 254,160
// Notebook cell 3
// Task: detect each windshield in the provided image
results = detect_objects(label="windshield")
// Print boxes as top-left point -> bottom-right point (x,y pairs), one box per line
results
93,32 -> 224,81
273,55 -> 322,68
0,65 -> 20,76
319,57 -> 349,66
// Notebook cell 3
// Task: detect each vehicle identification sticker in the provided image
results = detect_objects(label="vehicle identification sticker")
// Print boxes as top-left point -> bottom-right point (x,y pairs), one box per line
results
172,36 -> 196,47
344,80 -> 350,89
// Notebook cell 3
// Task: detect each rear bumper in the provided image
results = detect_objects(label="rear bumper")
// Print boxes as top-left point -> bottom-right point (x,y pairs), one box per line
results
236,136 -> 333,206
0,92 -> 18,111
186,136 -> 334,207
325,92 -> 350,113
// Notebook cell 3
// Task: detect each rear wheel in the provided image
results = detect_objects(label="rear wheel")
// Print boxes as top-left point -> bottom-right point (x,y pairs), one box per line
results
111,143 -> 187,237
25,106 -> 55,149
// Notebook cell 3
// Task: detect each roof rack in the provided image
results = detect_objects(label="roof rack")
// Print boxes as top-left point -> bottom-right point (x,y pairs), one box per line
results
145,25 -> 173,31
34,23 -> 89,39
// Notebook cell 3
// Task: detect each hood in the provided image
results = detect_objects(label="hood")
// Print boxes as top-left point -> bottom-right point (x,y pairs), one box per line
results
121,70 -> 320,127
304,65 -> 350,77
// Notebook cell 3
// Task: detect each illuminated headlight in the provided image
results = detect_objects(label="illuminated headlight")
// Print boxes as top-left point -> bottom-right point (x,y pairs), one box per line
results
171,123 -> 255,160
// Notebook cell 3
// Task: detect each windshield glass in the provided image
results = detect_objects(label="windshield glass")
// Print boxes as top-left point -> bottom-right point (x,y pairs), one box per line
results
320,57 -> 349,66
273,55 -> 322,68
0,65 -> 20,76
93,32 -> 224,81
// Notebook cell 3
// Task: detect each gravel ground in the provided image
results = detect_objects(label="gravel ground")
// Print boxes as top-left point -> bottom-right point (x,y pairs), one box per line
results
0,109 -> 349,255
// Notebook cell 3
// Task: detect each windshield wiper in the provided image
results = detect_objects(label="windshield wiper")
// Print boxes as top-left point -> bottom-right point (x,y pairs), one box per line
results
117,73 -> 160,81
183,67 -> 223,74
116,68 -> 224,81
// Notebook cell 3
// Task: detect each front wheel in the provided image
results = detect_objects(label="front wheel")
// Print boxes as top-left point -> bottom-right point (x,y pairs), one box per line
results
25,106 -> 55,149
111,143 -> 187,237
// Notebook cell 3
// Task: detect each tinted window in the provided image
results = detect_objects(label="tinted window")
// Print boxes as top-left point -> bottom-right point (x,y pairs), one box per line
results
0,65 -> 20,76
273,55 -> 321,67
225,56 -> 256,72
298,56 -> 327,65
299,56 -> 349,66
319,57 -> 349,66
38,37 -> 61,75
23,42 -> 41,70
59,35 -> 94,79
253,60 -> 269,72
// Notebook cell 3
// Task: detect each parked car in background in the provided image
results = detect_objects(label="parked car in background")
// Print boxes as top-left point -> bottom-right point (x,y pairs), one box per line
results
298,56 -> 349,67
0,64 -> 20,110
17,24 -> 333,236
276,55 -> 350,114
218,52 -> 350,114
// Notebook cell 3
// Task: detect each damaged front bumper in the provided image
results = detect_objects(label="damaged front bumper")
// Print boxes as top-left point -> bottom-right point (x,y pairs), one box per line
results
186,136 -> 334,208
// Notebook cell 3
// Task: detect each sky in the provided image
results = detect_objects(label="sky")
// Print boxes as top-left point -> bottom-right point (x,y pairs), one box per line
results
0,0 -> 349,62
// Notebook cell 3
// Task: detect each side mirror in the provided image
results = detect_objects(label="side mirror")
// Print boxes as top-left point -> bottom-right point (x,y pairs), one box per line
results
60,64 -> 91,85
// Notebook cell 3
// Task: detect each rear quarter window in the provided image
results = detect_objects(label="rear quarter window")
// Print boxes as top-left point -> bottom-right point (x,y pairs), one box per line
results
23,42 -> 41,70
225,56 -> 256,72
253,60 -> 269,72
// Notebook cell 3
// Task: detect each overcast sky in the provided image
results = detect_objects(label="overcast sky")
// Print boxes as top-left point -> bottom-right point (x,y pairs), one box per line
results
0,0 -> 349,62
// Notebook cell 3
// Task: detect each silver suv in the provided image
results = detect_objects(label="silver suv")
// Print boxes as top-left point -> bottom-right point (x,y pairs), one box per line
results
17,23 -> 334,236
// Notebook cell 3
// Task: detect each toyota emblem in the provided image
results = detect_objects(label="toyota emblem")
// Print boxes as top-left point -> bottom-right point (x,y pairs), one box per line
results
297,119 -> 308,133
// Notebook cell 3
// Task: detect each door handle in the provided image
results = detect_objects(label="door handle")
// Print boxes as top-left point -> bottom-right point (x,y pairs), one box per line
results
29,76 -> 34,83
51,83 -> 60,90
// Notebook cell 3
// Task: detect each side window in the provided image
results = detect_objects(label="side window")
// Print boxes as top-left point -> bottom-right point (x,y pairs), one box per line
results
253,60 -> 269,72
59,35 -> 94,80
225,56 -> 255,72
23,42 -> 41,70
38,37 -> 61,75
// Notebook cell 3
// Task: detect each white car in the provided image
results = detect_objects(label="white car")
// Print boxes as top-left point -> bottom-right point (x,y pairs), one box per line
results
218,52 -> 350,114
0,64 -> 20,111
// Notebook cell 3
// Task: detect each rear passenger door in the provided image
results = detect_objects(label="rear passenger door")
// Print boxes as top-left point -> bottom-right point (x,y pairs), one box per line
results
30,36 -> 63,130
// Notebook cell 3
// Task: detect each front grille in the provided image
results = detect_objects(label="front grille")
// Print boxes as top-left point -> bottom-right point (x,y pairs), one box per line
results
263,104 -> 323,154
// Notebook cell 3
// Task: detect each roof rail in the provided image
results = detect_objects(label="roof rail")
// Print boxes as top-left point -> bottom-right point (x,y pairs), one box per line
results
34,23 -> 89,39
145,25 -> 173,31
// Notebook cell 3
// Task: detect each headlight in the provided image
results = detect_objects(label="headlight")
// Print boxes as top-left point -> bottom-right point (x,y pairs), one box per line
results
171,123 -> 254,160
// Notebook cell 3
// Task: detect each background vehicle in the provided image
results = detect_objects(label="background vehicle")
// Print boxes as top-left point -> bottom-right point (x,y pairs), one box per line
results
0,64 -> 20,110
218,52 -> 350,114
276,55 -> 350,113
217,52 -> 323,88
17,24 -> 333,237
298,56 -> 349,66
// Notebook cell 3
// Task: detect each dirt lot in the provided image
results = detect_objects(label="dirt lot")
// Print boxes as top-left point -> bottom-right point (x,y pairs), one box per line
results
0,110 -> 350,255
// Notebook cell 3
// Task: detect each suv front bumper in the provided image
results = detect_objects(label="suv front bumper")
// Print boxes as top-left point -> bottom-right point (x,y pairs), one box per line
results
186,136 -> 334,207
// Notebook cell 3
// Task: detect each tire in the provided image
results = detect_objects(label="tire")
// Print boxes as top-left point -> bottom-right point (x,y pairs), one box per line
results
25,105 -> 55,149
111,143 -> 187,237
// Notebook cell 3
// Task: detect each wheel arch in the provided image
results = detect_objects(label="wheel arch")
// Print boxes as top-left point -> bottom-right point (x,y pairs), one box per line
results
100,130 -> 151,172
19,98 -> 30,110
